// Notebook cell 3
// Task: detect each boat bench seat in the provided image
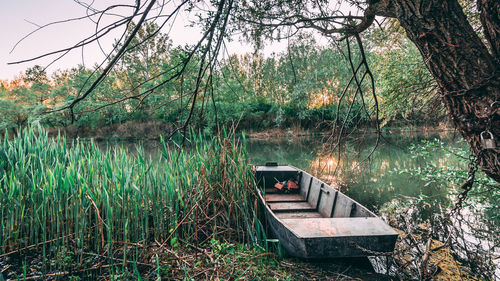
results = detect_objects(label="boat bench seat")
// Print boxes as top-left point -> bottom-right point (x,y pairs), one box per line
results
265,188 -> 301,194
281,217 -> 398,238
268,202 -> 315,212
276,212 -> 323,219
265,193 -> 305,202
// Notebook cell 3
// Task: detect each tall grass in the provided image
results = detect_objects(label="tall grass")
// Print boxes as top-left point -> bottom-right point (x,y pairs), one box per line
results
0,127 -> 257,276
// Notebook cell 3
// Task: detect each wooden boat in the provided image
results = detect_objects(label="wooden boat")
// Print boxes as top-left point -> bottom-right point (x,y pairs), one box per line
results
255,163 -> 398,258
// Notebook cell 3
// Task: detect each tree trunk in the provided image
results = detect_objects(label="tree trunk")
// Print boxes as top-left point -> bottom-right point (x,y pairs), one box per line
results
479,0 -> 500,59
374,0 -> 500,182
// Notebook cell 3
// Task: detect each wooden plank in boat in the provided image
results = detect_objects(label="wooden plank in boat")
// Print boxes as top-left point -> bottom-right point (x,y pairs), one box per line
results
265,188 -> 279,194
282,217 -> 398,238
332,193 -> 353,218
276,212 -> 323,219
268,202 -> 315,212
265,194 -> 305,202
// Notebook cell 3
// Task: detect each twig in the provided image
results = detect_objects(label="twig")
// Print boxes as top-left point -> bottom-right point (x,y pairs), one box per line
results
22,264 -> 112,280
0,235 -> 74,258
157,202 -> 199,251
86,193 -> 105,248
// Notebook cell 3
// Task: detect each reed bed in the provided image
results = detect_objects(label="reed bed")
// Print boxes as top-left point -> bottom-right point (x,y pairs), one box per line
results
0,128 -> 259,279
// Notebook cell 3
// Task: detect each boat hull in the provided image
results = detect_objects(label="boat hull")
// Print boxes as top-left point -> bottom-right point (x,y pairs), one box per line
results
256,165 -> 398,258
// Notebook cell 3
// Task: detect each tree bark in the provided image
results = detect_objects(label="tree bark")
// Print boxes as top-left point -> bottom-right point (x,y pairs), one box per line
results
478,0 -> 500,60
372,0 -> 500,182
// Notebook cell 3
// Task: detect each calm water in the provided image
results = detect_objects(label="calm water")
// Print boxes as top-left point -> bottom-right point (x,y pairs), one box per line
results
246,131 -> 465,214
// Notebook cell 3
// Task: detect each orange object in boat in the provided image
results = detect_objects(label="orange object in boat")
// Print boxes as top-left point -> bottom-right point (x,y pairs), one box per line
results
287,180 -> 299,190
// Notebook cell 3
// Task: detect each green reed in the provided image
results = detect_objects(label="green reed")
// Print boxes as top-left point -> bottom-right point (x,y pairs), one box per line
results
0,127 -> 257,274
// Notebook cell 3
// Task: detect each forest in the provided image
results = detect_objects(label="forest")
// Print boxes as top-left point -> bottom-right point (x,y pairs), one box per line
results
0,23 -> 442,137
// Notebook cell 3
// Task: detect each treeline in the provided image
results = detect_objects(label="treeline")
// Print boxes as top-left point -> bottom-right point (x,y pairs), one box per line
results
0,23 -> 446,136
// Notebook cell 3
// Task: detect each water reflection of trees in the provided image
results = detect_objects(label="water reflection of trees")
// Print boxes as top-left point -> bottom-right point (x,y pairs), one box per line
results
311,134 -> 455,215
247,133 -> 459,214
378,198 -> 498,280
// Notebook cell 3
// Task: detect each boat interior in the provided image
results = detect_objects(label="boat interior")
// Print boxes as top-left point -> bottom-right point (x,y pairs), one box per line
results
257,165 -> 395,238
259,166 -> 374,220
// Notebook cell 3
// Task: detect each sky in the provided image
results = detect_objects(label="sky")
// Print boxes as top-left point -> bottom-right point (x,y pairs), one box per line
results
0,0 -> 294,80
1,0 -> 101,79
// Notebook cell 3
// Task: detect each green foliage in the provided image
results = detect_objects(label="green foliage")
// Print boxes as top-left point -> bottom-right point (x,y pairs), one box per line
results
0,127 -> 258,277
368,24 -> 443,126
0,26 -> 444,134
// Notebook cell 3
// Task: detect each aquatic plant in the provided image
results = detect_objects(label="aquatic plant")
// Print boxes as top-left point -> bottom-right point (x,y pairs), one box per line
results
0,127 -> 258,278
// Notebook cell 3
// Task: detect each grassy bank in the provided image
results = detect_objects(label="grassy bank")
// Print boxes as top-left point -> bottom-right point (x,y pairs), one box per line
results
0,128 -> 274,280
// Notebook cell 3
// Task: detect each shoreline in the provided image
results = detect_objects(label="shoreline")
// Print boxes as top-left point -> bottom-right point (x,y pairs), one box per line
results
43,121 -> 455,141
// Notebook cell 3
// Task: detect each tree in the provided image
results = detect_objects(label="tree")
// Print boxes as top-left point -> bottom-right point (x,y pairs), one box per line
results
370,0 -> 500,182
368,25 -> 442,126
9,0 -> 500,182
25,65 -> 51,105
